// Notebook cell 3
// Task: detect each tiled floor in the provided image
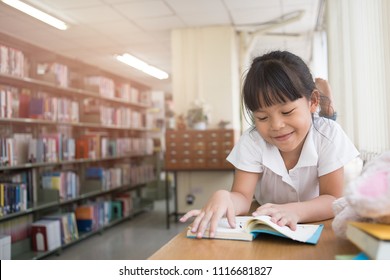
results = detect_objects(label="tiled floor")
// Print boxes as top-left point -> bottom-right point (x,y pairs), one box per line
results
44,200 -> 187,260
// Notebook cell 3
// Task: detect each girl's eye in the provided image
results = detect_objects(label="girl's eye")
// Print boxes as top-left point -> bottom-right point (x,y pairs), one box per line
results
256,116 -> 268,121
282,108 -> 295,115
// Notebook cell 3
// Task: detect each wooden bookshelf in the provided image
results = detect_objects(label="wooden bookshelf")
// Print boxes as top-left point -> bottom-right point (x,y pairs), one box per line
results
0,32 -> 158,259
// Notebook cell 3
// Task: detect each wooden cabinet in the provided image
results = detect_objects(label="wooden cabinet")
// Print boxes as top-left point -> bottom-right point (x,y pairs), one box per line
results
165,129 -> 236,170
0,32 -> 158,259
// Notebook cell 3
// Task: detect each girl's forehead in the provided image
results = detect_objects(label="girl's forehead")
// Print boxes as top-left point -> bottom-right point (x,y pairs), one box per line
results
255,102 -> 289,112
254,98 -> 305,112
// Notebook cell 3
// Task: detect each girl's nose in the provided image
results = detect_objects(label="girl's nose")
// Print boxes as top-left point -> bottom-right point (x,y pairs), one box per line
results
270,117 -> 285,130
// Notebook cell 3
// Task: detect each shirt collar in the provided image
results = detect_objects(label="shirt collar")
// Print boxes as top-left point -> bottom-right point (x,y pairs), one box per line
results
294,125 -> 318,169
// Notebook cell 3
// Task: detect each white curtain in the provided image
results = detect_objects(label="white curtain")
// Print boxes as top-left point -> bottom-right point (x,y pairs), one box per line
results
326,0 -> 390,156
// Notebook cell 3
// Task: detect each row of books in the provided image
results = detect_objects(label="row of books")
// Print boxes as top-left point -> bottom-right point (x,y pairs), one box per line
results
0,182 -> 27,217
31,212 -> 78,252
1,85 -> 151,126
80,102 -> 146,128
0,44 -> 25,78
84,76 -> 116,99
0,161 -> 156,219
84,167 -> 123,192
127,163 -> 156,186
83,163 -> 156,192
0,45 -> 153,106
0,86 -> 80,122
118,83 -> 142,103
25,94 -> 80,123
75,192 -> 136,233
84,76 -> 152,105
0,133 -> 154,166
36,62 -> 69,87
346,221 -> 390,259
41,171 -> 79,200
1,133 -> 73,165
0,85 -> 17,118
0,189 -> 143,258
76,135 -> 154,160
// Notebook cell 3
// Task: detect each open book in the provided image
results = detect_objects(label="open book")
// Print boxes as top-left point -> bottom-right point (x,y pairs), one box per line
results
187,215 -> 324,244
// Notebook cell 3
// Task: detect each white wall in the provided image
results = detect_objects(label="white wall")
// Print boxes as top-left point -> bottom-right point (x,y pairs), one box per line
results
171,26 -> 240,212
171,26 -> 240,129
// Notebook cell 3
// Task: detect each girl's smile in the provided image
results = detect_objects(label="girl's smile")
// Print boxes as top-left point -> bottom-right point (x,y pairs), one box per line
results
272,131 -> 294,142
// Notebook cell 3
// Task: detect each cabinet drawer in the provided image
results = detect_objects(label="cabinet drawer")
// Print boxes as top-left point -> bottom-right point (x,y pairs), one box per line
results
206,130 -> 221,140
165,129 -> 237,170
220,130 -> 234,140
206,158 -> 222,168
207,140 -> 220,149
166,141 -> 191,150
165,158 -> 193,169
192,158 -> 206,168
165,148 -> 192,158
165,131 -> 192,142
191,141 -> 207,150
206,148 -> 221,158
191,131 -> 206,140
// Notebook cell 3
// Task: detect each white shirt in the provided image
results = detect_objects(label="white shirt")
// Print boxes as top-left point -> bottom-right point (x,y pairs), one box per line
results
227,117 -> 359,205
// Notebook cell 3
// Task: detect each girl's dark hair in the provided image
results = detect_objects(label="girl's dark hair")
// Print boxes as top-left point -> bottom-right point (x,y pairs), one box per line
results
242,51 -> 315,122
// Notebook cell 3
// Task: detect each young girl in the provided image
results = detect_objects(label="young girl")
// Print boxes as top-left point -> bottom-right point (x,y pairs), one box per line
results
180,51 -> 359,238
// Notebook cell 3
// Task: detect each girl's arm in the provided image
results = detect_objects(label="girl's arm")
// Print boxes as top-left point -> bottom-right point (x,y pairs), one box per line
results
253,167 -> 344,230
180,169 -> 260,238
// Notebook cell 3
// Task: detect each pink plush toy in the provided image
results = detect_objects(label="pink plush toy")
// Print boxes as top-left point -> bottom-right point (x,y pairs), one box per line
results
332,151 -> 390,238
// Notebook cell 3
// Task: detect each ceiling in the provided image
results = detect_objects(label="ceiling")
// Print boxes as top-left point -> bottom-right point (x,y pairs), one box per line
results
0,0 -> 323,92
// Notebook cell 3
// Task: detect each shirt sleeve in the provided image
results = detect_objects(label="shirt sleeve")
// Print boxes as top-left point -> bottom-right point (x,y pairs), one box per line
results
318,121 -> 360,176
226,128 -> 264,173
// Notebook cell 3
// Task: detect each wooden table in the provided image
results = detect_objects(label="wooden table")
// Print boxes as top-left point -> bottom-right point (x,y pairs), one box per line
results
148,219 -> 360,260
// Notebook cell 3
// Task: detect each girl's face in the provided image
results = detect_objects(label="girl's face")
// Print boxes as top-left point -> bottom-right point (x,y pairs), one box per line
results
253,96 -> 318,158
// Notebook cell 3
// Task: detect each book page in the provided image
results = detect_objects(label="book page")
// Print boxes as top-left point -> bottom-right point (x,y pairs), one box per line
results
248,216 -> 321,242
187,216 -> 253,241
214,216 -> 251,233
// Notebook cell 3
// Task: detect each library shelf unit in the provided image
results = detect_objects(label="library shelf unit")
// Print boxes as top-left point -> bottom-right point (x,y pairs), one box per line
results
0,32 -> 159,259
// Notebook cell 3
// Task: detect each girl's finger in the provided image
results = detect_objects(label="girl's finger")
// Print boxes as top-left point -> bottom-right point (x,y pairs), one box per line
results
179,209 -> 201,222
191,211 -> 206,233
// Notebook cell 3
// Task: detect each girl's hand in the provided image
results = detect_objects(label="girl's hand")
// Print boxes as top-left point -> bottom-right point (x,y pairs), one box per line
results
252,203 -> 299,230
179,190 -> 236,238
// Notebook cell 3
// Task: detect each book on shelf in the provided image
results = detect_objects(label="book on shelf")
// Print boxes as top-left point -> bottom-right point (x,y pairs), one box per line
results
44,212 -> 79,245
75,204 -> 98,232
31,219 -> 62,252
115,192 -> 133,218
187,215 -> 324,244
12,133 -> 33,165
0,182 -> 27,216
0,234 -> 11,260
346,221 -> 390,260
29,96 -> 44,119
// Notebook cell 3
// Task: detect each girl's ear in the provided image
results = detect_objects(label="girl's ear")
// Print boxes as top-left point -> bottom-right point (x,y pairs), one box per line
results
310,90 -> 320,113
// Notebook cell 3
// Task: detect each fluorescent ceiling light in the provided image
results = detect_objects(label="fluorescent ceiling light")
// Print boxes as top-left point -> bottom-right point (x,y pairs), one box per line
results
116,53 -> 169,80
2,0 -> 68,30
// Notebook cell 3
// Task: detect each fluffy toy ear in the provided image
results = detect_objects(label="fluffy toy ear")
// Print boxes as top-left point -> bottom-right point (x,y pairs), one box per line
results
346,168 -> 390,218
